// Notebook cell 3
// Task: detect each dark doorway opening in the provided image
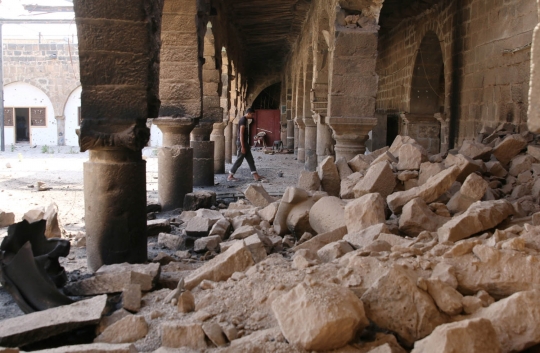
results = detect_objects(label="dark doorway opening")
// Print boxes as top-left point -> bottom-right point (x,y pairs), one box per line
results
252,83 -> 281,110
15,108 -> 30,143
386,114 -> 399,146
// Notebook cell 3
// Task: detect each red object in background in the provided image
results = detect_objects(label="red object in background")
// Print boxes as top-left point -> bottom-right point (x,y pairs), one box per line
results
249,109 -> 281,147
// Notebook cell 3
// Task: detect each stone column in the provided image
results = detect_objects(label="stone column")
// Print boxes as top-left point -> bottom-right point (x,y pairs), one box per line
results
210,122 -> 226,173
191,123 -> 215,186
231,121 -> 238,158
281,123 -> 287,145
153,117 -> 196,211
74,0 -> 163,272
315,114 -> 335,163
529,0 -> 540,133
295,117 -> 305,163
287,120 -> 295,150
294,123 -> 299,156
328,28 -> 379,163
224,121 -> 232,164
304,116 -> 317,171
56,115 -> 66,146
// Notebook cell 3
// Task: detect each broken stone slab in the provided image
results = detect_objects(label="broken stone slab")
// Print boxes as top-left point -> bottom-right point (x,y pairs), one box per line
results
185,216 -> 211,237
29,343 -> 138,353
0,295 -> 107,347
177,291 -> 195,313
528,144 -> 540,161
297,171 -> 321,191
194,235 -> 222,252
387,165 -> 460,214
244,184 -> 276,208
96,309 -> 131,335
244,234 -> 268,263
411,318 -> 501,353
183,191 -> 216,211
444,153 -> 482,183
397,170 -> 418,182
293,226 -> 348,254
195,209 -> 224,226
399,198 -> 449,236
438,200 -> 514,243
309,196 -> 347,234
361,265 -> 447,346
335,157 -> 353,180
202,322 -> 227,347
230,225 -> 258,240
371,151 -> 398,166
442,245 -> 540,298
447,173 -> 488,214
345,193 -> 386,234
354,161 -> 396,198
509,154 -> 537,177
396,143 -> 428,170
147,219 -> 171,237
258,201 -> 280,224
426,279 -> 463,316
340,172 -> 364,199
274,187 -> 310,236
470,290 -> 540,352
184,240 -> 255,290
431,263 -> 458,289
492,134 -> 528,165
292,249 -> 320,270
317,240 -> 354,263
94,315 -> 148,344
160,322 -> 207,350
23,207 -> 45,224
122,284 -> 141,313
64,263 -> 160,295
318,156 -> 341,197
157,233 -> 184,250
343,223 -> 390,249
388,135 -> 417,157
348,154 -> 374,172
418,162 -> 446,186
287,198 -> 316,236
272,282 -> 369,351
44,203 -> 62,239
231,214 -> 261,230
0,210 -> 15,228
458,140 -> 493,161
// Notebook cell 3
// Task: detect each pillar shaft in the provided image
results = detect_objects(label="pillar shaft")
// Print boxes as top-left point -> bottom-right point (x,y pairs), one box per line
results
315,114 -> 335,163
224,122 -> 232,164
191,123 -> 215,186
304,117 -> 317,171
210,122 -> 226,173
287,120 -> 295,150
295,117 -> 305,163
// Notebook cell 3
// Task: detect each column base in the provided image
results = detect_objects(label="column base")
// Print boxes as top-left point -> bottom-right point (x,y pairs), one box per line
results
158,146 -> 193,211
304,117 -> 317,171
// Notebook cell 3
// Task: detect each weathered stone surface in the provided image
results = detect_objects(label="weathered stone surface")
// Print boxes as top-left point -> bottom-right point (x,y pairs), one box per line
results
430,263 -> 458,289
399,198 -> 449,236
97,309 -> 131,335
194,235 -> 221,252
444,153 -> 482,183
0,295 -> 107,347
185,216 -> 211,237
147,219 -> 171,237
485,161 -> 508,178
208,218 -> 230,239
462,296 -> 483,315
426,279 -> 463,316
177,291 -> 195,313
160,322 -> 207,350
298,171 -> 321,191
361,265 -> 447,346
344,223 -> 390,249
274,187 -> 310,236
244,234 -> 268,263
388,135 -> 416,158
418,162 -> 445,186
341,172 -> 364,199
0,210 -> 15,228
411,318 -> 501,353
95,315 -> 148,344
30,343 -> 137,353
293,226 -> 349,253
335,157 -> 353,180
492,134 -> 528,165
195,209 -> 224,227
292,249 -> 320,269
354,162 -> 396,198
23,207 -> 45,224
229,225 -> 258,240
184,240 -> 255,290
438,200 -> 514,242
345,193 -> 386,234
318,156 -> 341,197
387,165 -> 460,214
244,184 -> 276,208
372,151 -> 398,166
447,173 -> 488,214
309,196 -> 347,234
470,290 -> 540,352
443,245 -> 540,298
317,240 -> 354,263
287,198 -> 316,235
272,282 -> 369,351
258,201 -> 279,224
509,154 -> 536,177
122,284 -> 141,313
397,143 -> 427,170
183,191 -> 216,211
44,203 -> 62,239
231,214 -> 261,230
158,233 -> 184,250
348,154 -> 373,172
65,263 -> 160,295
202,322 -> 227,347
528,144 -> 540,161
458,140 -> 493,161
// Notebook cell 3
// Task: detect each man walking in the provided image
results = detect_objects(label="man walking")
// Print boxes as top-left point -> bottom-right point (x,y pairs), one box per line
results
227,108 -> 266,182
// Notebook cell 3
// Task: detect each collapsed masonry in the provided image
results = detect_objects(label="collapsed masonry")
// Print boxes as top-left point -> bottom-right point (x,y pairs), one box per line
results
3,124 -> 540,352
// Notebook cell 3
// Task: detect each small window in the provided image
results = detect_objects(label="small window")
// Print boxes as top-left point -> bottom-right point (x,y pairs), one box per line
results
30,108 -> 47,126
4,108 -> 14,126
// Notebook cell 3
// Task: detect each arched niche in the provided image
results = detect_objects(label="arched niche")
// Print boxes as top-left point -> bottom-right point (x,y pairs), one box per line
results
63,86 -> 82,147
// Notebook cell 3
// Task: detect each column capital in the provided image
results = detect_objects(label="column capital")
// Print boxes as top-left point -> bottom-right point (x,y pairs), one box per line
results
153,117 -> 196,147
303,115 -> 317,127
79,119 -> 149,153
328,116 -> 377,161
295,117 -> 305,129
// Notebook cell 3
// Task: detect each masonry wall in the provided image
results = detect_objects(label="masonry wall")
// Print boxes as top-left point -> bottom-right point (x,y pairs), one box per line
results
375,0 -> 538,147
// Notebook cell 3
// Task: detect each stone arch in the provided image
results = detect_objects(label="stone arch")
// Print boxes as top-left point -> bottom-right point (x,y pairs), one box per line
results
247,74 -> 281,107
63,85 -> 82,146
3,81 -> 57,146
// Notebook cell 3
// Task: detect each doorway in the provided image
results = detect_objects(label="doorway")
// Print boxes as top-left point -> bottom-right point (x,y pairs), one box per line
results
15,108 -> 30,143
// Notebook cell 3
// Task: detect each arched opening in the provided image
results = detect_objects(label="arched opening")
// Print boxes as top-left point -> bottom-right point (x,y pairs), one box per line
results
405,31 -> 446,154
250,83 -> 282,148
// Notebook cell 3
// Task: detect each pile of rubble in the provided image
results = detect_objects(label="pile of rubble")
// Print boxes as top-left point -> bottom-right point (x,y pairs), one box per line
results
3,124 -> 540,352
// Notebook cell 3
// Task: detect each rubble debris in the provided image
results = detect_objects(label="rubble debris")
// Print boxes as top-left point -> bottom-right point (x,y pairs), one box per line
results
27,343 -> 138,353
244,184 -> 276,207
146,219 -> 171,237
160,322 -> 207,350
0,295 -> 107,347
0,210 -> 15,228
309,196 -> 346,234
183,191 -> 216,211
121,284 -> 141,313
94,315 -> 148,344
318,156 -> 341,196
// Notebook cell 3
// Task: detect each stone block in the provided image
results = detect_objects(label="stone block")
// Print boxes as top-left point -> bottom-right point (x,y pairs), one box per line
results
317,240 -> 354,263
298,171 -> 321,191
230,225 -> 258,240
94,315 -> 148,344
343,223 -> 390,249
44,203 -> 62,239
208,218 -> 230,240
345,193 -> 386,233
399,198 -> 450,236
309,196 -> 347,234
185,216 -> 210,237
354,161 -> 396,198
244,184 -> 276,208
293,226 -> 348,253
418,162 -> 446,186
157,233 -> 184,250
318,156 -> 341,197
425,279 -> 463,316
160,322 -> 207,350
335,157 -> 353,180
348,154 -> 373,172
287,199 -> 316,236
194,235 -> 221,252
0,210 -> 15,228
444,153 -> 482,183
122,284 -> 141,313
147,219 -> 171,237
492,134 -> 528,165
397,143 -> 427,170
340,172 -> 364,199
458,140 -> 493,160
183,191 -> 216,211
509,154 -> 536,176
23,207 -> 45,224
258,202 -> 280,224
447,173 -> 488,214
244,234 -> 268,263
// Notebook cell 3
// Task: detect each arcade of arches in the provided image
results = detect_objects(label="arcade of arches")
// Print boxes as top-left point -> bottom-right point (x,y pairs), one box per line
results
72,0 -> 538,269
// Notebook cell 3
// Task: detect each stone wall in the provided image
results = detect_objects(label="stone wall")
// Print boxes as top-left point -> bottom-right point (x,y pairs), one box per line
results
375,0 -> 537,147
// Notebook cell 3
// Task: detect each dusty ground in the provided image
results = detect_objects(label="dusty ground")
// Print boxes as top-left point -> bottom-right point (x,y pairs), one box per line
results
0,143 -> 302,322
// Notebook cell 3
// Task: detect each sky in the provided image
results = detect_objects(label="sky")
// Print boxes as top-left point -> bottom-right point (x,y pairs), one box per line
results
0,0 -> 77,42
